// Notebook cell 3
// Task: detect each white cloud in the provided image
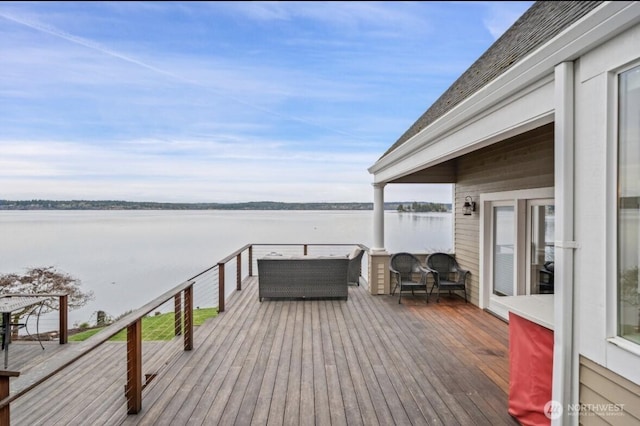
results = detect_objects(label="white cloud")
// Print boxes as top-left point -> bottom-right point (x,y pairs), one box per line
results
0,2 -> 527,205
0,139 -> 393,202
217,1 -> 431,36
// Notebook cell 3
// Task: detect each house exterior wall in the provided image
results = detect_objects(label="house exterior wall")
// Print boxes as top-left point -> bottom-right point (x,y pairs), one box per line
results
453,123 -> 555,305
573,20 -> 640,389
579,356 -> 640,423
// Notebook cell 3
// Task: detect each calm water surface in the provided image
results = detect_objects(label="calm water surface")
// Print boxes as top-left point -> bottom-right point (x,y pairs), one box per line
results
1,210 -> 452,326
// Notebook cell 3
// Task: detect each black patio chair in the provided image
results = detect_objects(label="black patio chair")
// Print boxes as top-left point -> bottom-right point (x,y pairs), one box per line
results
539,261 -> 554,294
347,247 -> 365,286
390,252 -> 430,304
426,252 -> 470,303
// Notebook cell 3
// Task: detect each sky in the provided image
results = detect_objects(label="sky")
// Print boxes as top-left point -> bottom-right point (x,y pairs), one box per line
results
0,1 -> 534,204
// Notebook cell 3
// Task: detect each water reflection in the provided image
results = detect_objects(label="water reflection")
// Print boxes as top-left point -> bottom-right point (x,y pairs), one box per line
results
1,210 -> 452,326
386,212 -> 452,253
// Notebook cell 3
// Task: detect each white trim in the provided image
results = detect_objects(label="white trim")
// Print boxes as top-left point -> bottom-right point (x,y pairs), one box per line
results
552,61 -> 576,426
555,241 -> 580,249
525,198 -> 555,296
479,188 -> 554,315
607,337 -> 640,357
516,199 -> 527,296
491,201 -> 516,298
479,196 -> 488,309
371,82 -> 554,184
605,43 -> 626,346
606,60 -> 640,383
606,339 -> 640,385
480,188 -> 554,202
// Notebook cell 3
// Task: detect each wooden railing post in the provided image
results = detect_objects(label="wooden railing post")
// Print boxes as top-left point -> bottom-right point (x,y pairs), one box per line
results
59,295 -> 68,344
218,263 -> 225,313
248,245 -> 253,276
184,286 -> 193,351
126,319 -> 142,414
0,371 -> 19,425
236,253 -> 242,291
303,244 -> 308,255
174,293 -> 182,336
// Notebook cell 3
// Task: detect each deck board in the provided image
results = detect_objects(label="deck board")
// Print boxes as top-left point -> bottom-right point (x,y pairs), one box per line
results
10,277 -> 517,425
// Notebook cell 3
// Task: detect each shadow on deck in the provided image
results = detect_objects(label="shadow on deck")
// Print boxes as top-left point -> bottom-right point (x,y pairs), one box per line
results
11,277 -> 515,425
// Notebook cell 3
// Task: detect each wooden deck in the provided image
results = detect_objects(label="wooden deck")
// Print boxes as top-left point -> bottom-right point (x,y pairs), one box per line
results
10,277 -> 516,425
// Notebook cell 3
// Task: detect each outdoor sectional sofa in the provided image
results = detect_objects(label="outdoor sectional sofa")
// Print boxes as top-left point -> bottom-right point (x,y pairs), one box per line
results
258,250 -> 362,301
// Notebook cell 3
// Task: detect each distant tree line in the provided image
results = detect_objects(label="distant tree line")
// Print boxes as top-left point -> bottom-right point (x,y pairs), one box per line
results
396,202 -> 450,213
0,199 -> 451,211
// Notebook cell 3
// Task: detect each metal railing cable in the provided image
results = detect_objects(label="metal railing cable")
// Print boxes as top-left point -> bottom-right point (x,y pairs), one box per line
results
0,242 -> 368,425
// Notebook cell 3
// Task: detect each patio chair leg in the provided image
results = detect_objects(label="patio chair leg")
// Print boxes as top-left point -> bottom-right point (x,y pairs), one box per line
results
429,284 -> 439,303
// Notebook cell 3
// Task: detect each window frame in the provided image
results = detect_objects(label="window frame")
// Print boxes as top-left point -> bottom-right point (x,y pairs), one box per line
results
606,61 -> 640,366
479,187 -> 553,316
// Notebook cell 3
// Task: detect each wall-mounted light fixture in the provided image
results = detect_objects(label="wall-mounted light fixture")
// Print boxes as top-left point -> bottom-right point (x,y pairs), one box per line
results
463,196 -> 476,216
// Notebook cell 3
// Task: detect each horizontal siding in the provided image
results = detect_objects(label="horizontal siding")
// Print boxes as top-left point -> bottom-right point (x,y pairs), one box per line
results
392,161 -> 457,184
579,356 -> 640,425
453,123 -> 555,306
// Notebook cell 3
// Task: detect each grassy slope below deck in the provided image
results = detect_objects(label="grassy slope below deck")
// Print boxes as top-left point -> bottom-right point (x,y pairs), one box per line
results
68,307 -> 217,341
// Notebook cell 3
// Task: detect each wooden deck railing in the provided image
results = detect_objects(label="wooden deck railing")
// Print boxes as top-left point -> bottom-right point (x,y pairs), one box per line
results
0,243 -> 368,425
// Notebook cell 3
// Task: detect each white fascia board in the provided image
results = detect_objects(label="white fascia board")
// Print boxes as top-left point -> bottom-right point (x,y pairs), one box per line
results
373,77 -> 555,184
369,1 -> 640,183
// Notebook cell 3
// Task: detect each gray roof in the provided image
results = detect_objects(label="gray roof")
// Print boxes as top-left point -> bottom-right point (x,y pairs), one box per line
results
381,0 -> 603,158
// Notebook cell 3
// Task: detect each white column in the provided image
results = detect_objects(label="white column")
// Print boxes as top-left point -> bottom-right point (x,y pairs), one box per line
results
552,61 -> 578,426
372,183 -> 386,252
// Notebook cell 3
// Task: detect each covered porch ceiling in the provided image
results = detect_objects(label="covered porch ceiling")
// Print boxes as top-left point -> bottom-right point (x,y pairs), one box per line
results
385,122 -> 555,186
387,159 -> 457,184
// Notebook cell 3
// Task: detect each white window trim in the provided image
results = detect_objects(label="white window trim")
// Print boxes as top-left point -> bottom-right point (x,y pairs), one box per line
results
605,60 -> 640,384
479,187 -> 554,314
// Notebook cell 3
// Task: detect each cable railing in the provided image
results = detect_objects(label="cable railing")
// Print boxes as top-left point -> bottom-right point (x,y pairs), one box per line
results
0,242 -> 368,425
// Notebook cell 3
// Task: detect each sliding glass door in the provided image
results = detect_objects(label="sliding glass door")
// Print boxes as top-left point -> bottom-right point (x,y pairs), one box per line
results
483,189 -> 554,318
527,200 -> 555,295
493,204 -> 515,296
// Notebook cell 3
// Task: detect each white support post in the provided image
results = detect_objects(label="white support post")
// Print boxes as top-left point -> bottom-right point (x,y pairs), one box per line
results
372,183 -> 386,252
369,182 -> 391,294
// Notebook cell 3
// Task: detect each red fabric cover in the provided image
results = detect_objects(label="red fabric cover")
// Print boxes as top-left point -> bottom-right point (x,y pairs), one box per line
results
508,312 -> 554,426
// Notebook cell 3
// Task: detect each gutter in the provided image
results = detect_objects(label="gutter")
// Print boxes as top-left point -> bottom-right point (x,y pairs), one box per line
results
553,62 -> 578,426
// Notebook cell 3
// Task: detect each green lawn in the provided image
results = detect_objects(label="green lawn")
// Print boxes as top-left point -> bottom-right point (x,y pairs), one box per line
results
69,307 -> 218,342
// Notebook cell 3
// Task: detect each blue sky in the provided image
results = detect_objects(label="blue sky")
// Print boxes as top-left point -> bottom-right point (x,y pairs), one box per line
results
0,1 -> 533,203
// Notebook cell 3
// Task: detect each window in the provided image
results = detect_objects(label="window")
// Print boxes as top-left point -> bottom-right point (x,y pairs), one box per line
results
493,205 -> 515,296
528,202 -> 554,295
618,65 -> 640,345
479,188 -> 554,318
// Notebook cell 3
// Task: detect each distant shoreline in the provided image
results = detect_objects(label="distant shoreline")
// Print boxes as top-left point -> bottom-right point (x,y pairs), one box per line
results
0,199 -> 452,212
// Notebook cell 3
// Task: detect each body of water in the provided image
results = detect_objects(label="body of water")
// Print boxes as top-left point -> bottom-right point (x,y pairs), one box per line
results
1,210 -> 452,327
